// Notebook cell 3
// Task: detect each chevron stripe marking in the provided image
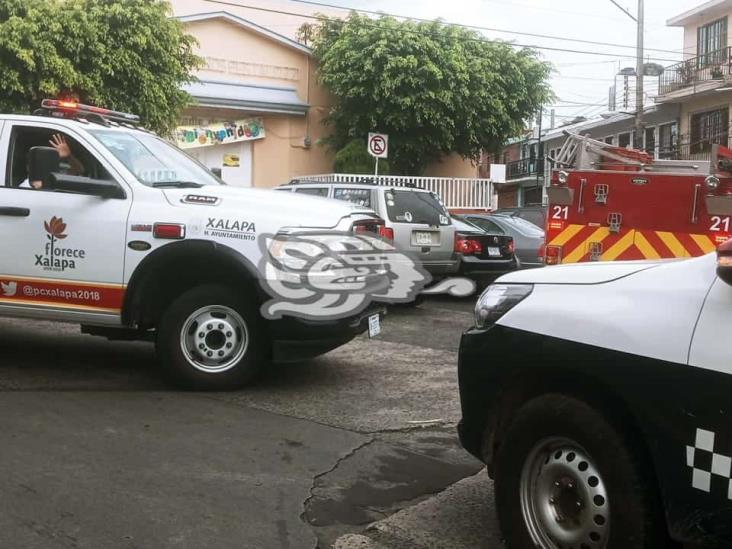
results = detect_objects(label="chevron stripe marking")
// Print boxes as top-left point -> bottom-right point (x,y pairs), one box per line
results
656,231 -> 688,258
562,227 -> 611,263
690,234 -> 717,255
548,224 -> 585,247
634,231 -> 662,260
602,230 -> 636,261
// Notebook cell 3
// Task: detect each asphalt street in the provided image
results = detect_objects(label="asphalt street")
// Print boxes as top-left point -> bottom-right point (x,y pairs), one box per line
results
0,296 -> 501,549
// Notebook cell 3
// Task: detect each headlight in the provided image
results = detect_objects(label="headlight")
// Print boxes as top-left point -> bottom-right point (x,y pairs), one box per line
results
474,283 -> 533,328
706,175 -> 720,192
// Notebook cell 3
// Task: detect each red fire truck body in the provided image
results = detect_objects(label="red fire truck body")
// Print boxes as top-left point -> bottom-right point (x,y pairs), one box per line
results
544,133 -> 732,264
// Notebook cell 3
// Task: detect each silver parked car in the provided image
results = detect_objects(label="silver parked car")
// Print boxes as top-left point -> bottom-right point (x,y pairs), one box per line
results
276,180 -> 459,278
462,213 -> 545,268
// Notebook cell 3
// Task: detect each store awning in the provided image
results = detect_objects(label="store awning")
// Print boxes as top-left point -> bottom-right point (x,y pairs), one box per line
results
182,80 -> 309,116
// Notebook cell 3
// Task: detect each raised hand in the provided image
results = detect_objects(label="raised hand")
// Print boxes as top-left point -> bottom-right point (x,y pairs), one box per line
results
49,134 -> 72,159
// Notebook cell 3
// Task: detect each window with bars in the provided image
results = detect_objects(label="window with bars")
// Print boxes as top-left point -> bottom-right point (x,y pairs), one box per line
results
644,127 -> 656,156
658,122 -> 678,159
697,17 -> 728,67
690,108 -> 729,153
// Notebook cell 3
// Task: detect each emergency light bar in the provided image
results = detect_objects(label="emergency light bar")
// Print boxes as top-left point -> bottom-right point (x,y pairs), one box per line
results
40,99 -> 140,124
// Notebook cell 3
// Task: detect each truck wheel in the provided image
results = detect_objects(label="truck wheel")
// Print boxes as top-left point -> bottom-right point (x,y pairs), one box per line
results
494,394 -> 667,549
156,284 -> 266,390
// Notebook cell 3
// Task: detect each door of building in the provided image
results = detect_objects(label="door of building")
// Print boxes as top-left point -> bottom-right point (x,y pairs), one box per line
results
189,142 -> 252,187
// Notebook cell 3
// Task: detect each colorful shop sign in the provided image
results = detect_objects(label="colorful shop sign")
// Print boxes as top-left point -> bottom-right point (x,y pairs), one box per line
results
176,119 -> 265,149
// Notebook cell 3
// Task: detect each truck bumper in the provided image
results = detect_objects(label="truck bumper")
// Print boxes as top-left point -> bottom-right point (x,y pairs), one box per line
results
269,305 -> 385,362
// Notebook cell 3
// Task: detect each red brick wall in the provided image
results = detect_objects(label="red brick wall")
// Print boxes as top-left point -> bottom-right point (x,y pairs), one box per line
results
497,187 -> 519,208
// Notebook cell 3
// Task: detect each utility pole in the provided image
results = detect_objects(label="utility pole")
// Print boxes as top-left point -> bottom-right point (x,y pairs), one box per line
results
608,0 -> 643,147
635,0 -> 644,149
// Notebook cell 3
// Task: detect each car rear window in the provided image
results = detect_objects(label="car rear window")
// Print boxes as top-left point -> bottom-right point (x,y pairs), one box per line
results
505,216 -> 545,236
333,187 -> 372,208
383,189 -> 450,225
452,218 -> 483,232
295,187 -> 329,197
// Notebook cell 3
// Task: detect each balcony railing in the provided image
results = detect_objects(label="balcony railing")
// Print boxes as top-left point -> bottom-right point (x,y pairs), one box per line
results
659,47 -> 732,95
656,132 -> 731,161
506,157 -> 544,180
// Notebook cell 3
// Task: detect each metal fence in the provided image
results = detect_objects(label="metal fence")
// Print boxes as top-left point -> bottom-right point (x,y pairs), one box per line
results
297,173 -> 493,209
506,157 -> 544,180
659,47 -> 732,95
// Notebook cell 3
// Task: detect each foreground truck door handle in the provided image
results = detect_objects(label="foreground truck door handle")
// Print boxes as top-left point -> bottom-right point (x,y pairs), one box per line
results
0,207 -> 30,217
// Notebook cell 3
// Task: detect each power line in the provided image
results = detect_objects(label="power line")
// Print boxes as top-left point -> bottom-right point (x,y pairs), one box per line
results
607,0 -> 637,21
200,0 -> 681,62
283,0 -> 683,57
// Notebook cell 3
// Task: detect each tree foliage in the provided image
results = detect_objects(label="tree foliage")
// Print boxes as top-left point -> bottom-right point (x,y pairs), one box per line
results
333,139 -> 390,174
310,14 -> 553,174
0,0 -> 201,134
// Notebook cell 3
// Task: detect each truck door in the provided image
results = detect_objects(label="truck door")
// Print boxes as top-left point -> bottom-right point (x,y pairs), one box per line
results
680,275 -> 732,540
0,121 -> 132,320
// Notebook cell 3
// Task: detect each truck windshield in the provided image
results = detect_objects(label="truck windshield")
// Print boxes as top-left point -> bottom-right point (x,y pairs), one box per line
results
89,130 -> 222,187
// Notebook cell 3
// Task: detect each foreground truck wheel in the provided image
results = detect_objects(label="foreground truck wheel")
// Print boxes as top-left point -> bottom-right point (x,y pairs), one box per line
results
493,394 -> 667,549
157,285 -> 265,390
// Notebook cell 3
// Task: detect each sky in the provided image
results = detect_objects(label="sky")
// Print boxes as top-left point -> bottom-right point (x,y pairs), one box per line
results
279,0 -> 705,128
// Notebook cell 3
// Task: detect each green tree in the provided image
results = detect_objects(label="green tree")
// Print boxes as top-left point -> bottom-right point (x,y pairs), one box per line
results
310,14 -> 553,174
334,139 -> 390,174
0,0 -> 201,134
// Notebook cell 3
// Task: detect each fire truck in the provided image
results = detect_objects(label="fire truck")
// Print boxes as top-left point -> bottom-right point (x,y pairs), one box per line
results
544,132 -> 732,265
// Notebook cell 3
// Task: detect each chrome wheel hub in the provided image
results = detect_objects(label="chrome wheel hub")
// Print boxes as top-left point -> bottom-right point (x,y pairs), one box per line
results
520,437 -> 609,549
180,306 -> 249,373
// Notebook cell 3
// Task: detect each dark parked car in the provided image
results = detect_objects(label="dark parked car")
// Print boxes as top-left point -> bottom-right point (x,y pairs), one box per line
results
452,217 -> 518,284
493,205 -> 547,229
462,213 -> 545,269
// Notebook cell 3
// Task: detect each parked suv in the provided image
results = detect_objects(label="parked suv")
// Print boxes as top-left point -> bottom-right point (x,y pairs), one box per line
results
277,180 -> 459,278
0,100 -> 385,390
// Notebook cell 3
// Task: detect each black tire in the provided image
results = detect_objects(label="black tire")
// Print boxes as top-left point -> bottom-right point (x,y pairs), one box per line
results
494,394 -> 669,549
156,284 -> 267,390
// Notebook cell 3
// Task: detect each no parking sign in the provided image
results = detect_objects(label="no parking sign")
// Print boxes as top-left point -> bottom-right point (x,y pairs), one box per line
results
368,133 -> 388,159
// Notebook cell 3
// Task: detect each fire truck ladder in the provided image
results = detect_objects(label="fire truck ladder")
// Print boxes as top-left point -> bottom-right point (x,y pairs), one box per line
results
552,132 -> 711,174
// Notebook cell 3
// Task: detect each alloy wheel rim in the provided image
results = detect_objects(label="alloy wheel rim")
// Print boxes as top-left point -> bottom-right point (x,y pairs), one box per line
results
520,437 -> 610,549
180,305 -> 249,373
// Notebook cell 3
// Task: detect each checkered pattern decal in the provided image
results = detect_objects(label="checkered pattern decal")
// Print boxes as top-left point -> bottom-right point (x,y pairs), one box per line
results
687,428 -> 732,499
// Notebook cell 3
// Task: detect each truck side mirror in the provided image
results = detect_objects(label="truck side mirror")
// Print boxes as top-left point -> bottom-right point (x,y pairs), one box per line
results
28,146 -> 60,187
717,239 -> 732,286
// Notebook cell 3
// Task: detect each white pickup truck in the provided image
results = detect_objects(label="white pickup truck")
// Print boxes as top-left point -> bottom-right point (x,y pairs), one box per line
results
0,100 -> 384,389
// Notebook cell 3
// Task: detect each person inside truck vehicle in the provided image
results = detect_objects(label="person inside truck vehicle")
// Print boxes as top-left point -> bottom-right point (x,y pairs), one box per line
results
18,133 -> 84,189
7,127 -> 116,192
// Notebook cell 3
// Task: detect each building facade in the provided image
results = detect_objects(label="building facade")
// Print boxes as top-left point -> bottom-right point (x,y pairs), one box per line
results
169,0 -> 480,189
656,0 -> 732,159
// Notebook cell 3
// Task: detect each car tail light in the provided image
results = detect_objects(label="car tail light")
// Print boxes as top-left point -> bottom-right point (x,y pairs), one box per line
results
455,235 -> 482,255
718,238 -> 732,285
352,218 -> 384,235
379,226 -> 394,241
153,223 -> 186,239
508,239 -> 515,254
544,245 -> 562,265
538,242 -> 546,261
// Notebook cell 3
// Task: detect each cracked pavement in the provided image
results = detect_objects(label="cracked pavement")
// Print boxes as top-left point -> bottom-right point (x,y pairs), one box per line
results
0,296 -> 495,548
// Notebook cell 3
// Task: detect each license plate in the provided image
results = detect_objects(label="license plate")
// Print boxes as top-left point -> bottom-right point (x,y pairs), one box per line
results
368,314 -> 381,338
415,231 -> 433,245
487,247 -> 501,257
